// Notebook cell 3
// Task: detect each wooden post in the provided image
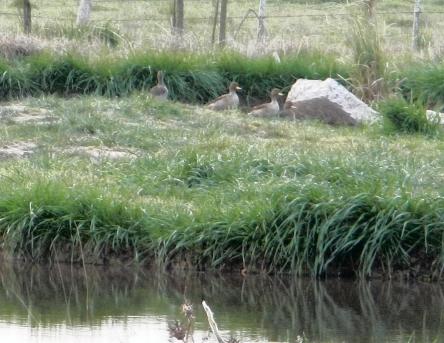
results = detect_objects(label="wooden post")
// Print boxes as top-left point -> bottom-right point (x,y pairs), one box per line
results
172,0 -> 184,35
257,0 -> 266,43
364,0 -> 376,17
412,0 -> 422,51
211,0 -> 220,46
219,0 -> 228,48
76,0 -> 92,26
171,0 -> 177,30
23,0 -> 31,34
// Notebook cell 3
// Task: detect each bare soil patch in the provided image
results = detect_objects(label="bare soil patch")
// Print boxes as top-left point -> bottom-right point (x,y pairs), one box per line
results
0,142 -> 37,159
0,105 -> 60,125
62,146 -> 140,161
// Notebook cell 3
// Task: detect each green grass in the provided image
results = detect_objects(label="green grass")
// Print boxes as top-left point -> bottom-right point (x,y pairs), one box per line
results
3,48 -> 444,113
0,95 -> 444,278
378,97 -> 440,135
0,50 -> 347,103
400,62 -> 444,109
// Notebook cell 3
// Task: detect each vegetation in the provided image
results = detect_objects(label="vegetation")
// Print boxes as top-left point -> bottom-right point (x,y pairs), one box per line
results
0,0 -> 442,56
1,1 -> 444,280
0,95 -> 443,278
0,50 -> 346,103
400,62 -> 444,109
378,97 -> 439,135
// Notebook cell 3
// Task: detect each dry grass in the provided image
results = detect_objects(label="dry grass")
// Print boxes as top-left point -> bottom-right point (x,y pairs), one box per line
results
0,0 -> 443,57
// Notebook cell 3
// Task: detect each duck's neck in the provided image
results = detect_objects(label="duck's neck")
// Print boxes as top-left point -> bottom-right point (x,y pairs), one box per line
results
158,74 -> 164,86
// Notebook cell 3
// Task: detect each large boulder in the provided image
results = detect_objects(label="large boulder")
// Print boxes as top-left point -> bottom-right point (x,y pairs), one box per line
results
282,78 -> 379,125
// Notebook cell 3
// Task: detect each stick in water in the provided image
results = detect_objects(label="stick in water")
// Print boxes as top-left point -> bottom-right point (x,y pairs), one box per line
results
201,300 -> 226,343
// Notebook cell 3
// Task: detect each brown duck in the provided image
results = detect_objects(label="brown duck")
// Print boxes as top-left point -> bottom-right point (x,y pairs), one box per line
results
207,82 -> 242,111
248,88 -> 283,117
150,70 -> 168,101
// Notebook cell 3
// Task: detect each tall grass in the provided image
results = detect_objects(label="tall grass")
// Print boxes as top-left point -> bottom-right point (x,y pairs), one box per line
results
345,2 -> 387,101
0,50 -> 348,103
1,165 -> 443,277
378,97 -> 440,135
400,62 -> 444,109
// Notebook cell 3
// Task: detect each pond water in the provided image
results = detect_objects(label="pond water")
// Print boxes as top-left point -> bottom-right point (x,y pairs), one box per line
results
0,264 -> 442,343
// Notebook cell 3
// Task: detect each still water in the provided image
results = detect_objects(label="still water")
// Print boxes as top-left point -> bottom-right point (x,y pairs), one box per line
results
0,264 -> 442,343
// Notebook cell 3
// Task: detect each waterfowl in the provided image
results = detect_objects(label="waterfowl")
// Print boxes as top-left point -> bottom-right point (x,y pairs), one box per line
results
248,88 -> 283,117
207,82 -> 241,111
150,70 -> 168,100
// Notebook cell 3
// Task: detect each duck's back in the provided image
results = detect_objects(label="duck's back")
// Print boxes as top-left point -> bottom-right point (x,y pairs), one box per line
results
208,92 -> 239,111
249,100 -> 279,117
150,85 -> 168,100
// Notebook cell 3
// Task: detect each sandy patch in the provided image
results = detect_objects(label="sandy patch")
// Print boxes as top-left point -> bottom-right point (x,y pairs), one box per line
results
62,146 -> 140,162
0,105 -> 60,125
0,142 -> 37,159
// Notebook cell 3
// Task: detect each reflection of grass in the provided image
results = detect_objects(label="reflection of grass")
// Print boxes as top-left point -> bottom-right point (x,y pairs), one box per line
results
0,96 -> 444,277
0,264 -> 444,342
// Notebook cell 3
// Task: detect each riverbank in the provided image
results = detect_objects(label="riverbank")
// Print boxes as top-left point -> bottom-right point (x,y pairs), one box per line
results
0,95 -> 443,279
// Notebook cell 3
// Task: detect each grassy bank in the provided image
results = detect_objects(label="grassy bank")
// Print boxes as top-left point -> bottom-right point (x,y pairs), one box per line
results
3,49 -> 444,108
0,51 -> 346,103
0,95 -> 444,278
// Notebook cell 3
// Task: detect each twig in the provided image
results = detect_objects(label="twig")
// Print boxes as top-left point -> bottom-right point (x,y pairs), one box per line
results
202,300 -> 225,343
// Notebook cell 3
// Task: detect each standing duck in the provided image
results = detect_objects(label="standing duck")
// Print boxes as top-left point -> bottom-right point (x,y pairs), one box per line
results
248,88 -> 283,117
150,70 -> 168,101
207,82 -> 242,111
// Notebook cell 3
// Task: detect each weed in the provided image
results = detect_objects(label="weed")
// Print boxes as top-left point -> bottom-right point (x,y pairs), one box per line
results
378,97 -> 439,135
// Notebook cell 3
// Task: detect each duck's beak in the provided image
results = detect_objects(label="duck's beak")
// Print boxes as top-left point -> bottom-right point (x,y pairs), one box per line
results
236,86 -> 242,90
278,92 -> 284,96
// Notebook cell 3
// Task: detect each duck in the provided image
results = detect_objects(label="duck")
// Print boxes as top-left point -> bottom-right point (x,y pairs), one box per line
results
150,70 -> 168,100
207,81 -> 241,111
248,88 -> 283,117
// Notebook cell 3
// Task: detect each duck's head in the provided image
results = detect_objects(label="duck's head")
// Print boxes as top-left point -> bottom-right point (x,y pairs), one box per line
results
229,81 -> 242,92
270,88 -> 284,98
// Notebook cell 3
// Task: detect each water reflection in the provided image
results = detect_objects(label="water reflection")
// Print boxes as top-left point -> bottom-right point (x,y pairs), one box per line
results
0,263 -> 442,342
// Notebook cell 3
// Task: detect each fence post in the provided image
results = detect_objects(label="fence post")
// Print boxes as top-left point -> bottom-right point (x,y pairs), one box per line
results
211,0 -> 220,46
364,0 -> 376,17
76,0 -> 92,26
412,0 -> 422,51
172,0 -> 184,35
257,0 -> 266,43
23,0 -> 31,34
219,0 -> 228,48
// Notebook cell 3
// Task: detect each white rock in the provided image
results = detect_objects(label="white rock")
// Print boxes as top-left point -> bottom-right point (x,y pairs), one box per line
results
286,78 -> 379,124
426,110 -> 444,125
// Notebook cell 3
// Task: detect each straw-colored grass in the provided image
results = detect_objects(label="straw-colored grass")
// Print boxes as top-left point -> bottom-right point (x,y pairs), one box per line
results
1,0 -> 443,57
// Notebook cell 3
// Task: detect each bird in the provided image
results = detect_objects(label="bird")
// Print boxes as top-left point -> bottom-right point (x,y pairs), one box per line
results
207,81 -> 242,111
248,88 -> 283,117
149,70 -> 168,101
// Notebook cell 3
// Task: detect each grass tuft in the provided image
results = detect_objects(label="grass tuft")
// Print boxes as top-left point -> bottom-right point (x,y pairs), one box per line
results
378,97 -> 440,135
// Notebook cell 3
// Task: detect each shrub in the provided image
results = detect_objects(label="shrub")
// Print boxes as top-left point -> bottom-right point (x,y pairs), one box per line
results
400,63 -> 444,108
378,98 -> 439,135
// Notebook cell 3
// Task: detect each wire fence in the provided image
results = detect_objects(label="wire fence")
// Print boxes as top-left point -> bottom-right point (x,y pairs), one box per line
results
1,1 -> 443,53
2,10 -> 443,21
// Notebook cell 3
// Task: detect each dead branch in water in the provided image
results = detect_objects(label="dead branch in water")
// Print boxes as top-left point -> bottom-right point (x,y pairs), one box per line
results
202,300 -> 239,343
